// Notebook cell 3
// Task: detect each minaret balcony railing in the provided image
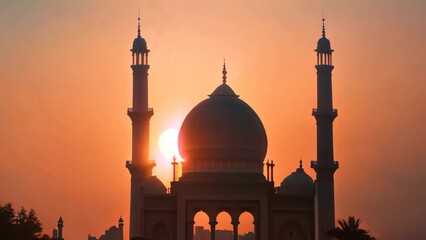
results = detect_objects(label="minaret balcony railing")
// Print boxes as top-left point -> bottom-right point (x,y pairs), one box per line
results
312,108 -> 338,115
127,107 -> 154,113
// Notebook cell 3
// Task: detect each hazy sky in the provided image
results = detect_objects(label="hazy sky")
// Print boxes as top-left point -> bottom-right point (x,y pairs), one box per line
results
1,0 -> 425,239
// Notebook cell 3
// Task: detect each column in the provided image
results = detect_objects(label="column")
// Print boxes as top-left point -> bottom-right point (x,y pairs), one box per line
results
232,221 -> 239,240
209,220 -> 217,240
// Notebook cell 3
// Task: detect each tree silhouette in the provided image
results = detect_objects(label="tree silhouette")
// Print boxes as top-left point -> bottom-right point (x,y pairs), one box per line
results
326,216 -> 376,240
0,203 -> 50,240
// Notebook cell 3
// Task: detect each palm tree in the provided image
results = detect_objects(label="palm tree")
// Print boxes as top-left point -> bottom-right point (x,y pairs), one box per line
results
326,216 -> 376,240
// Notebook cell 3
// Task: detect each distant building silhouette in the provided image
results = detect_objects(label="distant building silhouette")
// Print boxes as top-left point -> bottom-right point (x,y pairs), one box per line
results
88,217 -> 124,240
125,17 -> 339,240
51,216 -> 64,240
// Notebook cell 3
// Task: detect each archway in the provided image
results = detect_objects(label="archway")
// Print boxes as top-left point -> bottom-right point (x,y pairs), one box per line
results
193,211 -> 210,240
238,211 -> 255,240
278,222 -> 306,240
216,211 -> 233,240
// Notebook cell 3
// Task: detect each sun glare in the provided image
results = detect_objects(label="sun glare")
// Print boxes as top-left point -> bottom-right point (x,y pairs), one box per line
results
158,128 -> 180,160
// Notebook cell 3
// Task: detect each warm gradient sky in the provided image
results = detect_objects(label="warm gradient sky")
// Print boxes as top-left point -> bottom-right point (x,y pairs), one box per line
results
1,0 -> 425,239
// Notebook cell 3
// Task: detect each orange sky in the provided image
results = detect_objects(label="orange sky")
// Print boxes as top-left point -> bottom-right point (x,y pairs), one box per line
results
0,1 -> 425,240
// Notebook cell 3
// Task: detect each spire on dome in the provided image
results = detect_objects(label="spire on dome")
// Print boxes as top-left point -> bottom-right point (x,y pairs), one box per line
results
299,159 -> 303,169
322,17 -> 326,38
137,11 -> 141,38
222,60 -> 227,84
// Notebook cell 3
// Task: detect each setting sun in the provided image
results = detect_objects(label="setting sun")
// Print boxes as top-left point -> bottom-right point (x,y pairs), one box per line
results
158,128 -> 180,160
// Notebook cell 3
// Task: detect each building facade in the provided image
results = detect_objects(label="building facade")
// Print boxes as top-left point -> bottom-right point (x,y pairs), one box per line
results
126,18 -> 338,240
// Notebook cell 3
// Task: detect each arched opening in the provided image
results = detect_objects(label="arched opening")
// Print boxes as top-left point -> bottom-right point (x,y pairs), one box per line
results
239,211 -> 255,240
193,211 -> 210,240
216,211 -> 233,240
152,223 -> 169,240
278,222 -> 306,240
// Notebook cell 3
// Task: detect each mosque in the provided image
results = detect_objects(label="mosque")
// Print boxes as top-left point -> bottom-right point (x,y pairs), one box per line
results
125,16 -> 339,240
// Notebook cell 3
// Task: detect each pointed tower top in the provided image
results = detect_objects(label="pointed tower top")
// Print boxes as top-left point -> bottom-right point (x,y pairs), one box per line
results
222,59 -> 227,84
131,13 -> 148,53
322,17 -> 326,38
137,11 -> 141,38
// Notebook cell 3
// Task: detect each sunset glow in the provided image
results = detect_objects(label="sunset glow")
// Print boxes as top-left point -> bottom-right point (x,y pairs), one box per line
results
158,128 -> 180,160
0,1 -> 425,240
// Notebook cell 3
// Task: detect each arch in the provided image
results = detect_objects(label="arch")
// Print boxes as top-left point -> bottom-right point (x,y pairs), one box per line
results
238,211 -> 255,239
216,211 -> 233,240
152,223 -> 169,240
278,222 -> 306,240
193,211 -> 210,240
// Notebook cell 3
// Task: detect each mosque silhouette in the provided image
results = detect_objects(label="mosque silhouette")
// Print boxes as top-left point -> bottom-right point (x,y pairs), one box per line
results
125,16 -> 339,240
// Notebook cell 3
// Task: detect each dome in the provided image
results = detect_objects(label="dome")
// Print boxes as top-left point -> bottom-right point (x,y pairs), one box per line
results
141,176 -> 167,194
132,36 -> 148,53
178,81 -> 267,182
316,37 -> 331,53
278,161 -> 314,195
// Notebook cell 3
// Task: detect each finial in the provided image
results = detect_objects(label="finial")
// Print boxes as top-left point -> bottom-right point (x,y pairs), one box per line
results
137,11 -> 141,38
322,15 -> 326,38
299,159 -> 303,169
222,59 -> 227,84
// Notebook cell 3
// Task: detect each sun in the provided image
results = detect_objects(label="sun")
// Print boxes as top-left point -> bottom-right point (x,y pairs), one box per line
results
158,128 -> 180,160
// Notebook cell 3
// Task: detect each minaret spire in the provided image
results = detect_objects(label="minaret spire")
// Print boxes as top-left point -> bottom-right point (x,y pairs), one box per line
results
137,11 -> 141,38
322,17 -> 326,38
222,59 -> 227,84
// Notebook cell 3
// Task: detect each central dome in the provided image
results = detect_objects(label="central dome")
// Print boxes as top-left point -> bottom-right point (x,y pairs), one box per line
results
178,81 -> 267,181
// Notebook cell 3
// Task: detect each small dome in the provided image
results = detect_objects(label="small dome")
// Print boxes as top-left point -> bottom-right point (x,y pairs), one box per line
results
141,176 -> 167,194
132,36 -> 148,53
178,82 -> 267,182
316,37 -> 332,53
278,161 -> 314,195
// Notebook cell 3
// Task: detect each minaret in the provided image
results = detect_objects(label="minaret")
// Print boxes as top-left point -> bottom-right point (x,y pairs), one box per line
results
311,18 -> 339,240
118,216 -> 124,240
57,216 -> 64,240
126,15 -> 154,239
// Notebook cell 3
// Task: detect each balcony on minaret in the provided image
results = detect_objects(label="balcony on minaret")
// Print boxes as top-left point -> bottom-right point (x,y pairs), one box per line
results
312,108 -> 338,118
127,107 -> 154,121
127,107 -> 153,114
316,52 -> 333,66
132,50 -> 149,66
